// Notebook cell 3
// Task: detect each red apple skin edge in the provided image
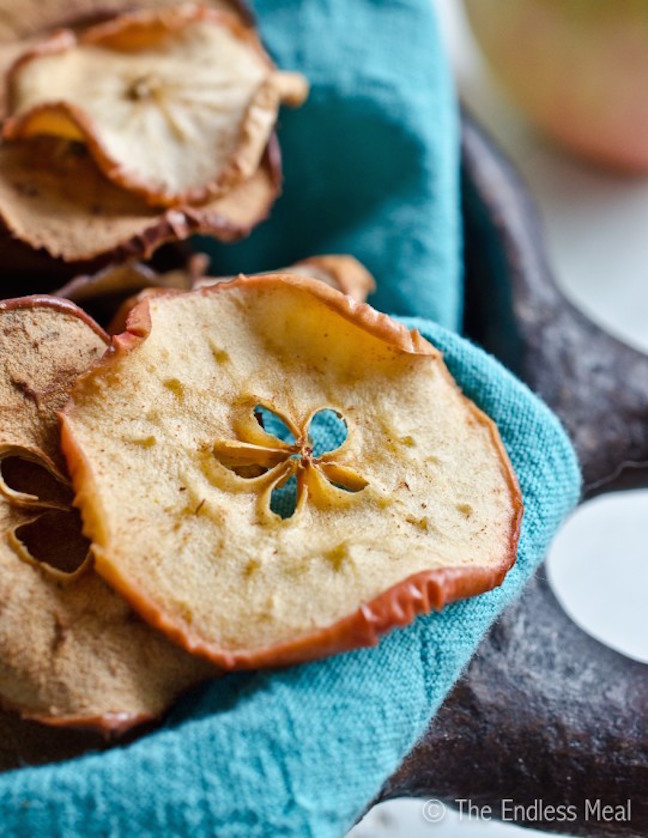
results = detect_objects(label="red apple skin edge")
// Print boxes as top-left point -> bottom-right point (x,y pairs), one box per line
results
463,0 -> 648,173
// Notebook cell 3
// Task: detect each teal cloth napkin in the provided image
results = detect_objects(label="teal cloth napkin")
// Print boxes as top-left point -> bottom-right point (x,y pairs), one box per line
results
0,1 -> 582,835
0,321 -> 580,837
202,0 -> 462,330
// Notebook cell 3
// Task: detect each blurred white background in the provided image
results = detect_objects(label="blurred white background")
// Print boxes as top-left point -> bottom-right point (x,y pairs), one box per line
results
349,1 -> 648,834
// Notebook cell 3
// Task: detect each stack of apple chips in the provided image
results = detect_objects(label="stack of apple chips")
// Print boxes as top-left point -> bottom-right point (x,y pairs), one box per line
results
0,274 -> 522,734
0,2 -> 523,751
0,1 -> 307,283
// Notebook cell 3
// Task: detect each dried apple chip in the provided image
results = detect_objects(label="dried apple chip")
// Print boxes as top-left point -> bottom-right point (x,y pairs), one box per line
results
4,5 -> 308,206
0,296 -> 214,730
0,2 -> 251,122
61,275 -> 523,670
0,134 -> 281,269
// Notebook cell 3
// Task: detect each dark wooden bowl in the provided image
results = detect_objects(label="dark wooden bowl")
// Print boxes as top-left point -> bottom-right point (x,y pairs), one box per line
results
380,111 -> 648,837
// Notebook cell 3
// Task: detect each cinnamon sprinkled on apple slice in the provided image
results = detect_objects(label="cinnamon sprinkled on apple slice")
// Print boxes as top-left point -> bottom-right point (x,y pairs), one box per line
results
61,276 -> 523,670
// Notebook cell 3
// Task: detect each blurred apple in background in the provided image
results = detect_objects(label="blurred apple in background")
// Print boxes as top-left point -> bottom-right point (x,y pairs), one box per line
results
463,0 -> 648,173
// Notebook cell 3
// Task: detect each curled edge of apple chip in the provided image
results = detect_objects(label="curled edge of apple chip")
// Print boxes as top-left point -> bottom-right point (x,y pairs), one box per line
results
60,274 -> 524,670
105,254 -> 375,334
193,255 -> 377,301
4,4 -> 308,207
287,256 -> 376,301
0,133 -> 282,272
0,0 -> 252,44
0,295 -> 215,731
56,262 -> 185,305
56,253 -> 208,304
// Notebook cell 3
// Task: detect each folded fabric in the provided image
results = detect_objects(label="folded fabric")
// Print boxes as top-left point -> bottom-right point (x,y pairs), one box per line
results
202,0 -> 462,331
0,319 -> 581,837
